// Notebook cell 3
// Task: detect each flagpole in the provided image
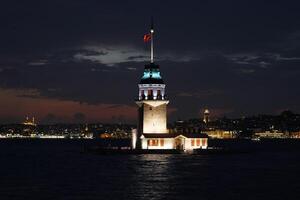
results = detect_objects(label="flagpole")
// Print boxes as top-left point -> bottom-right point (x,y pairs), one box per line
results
150,18 -> 154,63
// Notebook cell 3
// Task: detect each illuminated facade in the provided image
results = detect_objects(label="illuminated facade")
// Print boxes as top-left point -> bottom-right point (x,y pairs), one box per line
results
140,134 -> 208,150
203,109 -> 210,124
23,116 -> 37,126
132,20 -> 208,151
136,63 -> 169,134
135,62 -> 170,149
206,130 -> 237,139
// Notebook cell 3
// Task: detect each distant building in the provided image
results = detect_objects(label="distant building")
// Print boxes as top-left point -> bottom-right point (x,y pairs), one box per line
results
254,130 -> 285,138
21,116 -> 37,137
203,109 -> 210,124
289,131 -> 300,138
81,125 -> 93,139
132,21 -> 208,151
206,130 -> 237,139
22,116 -> 37,126
100,133 -> 112,139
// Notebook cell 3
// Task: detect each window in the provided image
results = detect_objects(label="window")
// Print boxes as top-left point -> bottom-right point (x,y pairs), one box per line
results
148,139 -> 159,146
196,139 -> 200,146
157,90 -> 162,99
141,90 -> 145,99
160,139 -> 164,146
202,139 -> 207,146
191,139 -> 195,146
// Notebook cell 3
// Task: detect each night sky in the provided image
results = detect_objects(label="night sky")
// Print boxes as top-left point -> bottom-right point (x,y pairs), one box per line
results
1,1 -> 300,124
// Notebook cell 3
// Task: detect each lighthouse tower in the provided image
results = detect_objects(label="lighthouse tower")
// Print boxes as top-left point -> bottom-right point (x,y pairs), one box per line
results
134,20 -> 169,149
131,20 -> 209,151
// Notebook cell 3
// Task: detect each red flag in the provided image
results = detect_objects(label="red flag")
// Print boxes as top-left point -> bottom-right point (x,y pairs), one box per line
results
143,33 -> 151,42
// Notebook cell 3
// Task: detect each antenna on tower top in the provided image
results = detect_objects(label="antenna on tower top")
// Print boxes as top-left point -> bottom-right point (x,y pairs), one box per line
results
150,17 -> 154,63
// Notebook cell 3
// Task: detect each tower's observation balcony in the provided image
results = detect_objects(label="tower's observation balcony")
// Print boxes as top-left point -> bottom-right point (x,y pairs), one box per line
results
136,94 -> 167,101
138,83 -> 166,101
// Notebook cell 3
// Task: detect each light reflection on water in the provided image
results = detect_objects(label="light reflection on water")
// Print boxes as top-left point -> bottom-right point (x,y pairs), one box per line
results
124,154 -> 212,200
0,140 -> 300,200
128,155 -> 172,200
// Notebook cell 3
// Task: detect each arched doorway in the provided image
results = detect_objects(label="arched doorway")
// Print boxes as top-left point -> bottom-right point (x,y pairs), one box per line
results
175,136 -> 184,150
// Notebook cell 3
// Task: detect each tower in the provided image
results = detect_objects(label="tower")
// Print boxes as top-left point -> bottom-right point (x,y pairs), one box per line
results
135,19 -> 169,149
131,20 -> 209,151
203,109 -> 210,124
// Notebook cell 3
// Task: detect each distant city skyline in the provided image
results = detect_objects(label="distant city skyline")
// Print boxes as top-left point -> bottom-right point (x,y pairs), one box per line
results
1,1 -> 300,123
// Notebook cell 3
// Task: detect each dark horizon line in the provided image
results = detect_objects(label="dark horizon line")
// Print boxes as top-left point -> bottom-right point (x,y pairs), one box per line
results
0,110 -> 297,126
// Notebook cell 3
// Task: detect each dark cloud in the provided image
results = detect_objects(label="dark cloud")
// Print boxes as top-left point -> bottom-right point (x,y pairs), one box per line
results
0,0 -> 300,123
127,55 -> 148,60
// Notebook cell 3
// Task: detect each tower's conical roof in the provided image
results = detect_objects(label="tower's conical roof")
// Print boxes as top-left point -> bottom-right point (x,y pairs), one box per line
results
140,62 -> 164,84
